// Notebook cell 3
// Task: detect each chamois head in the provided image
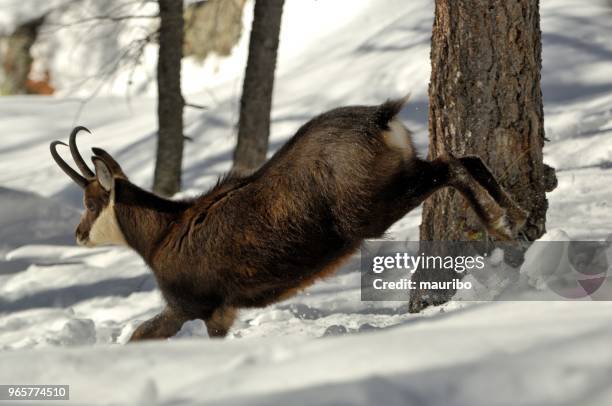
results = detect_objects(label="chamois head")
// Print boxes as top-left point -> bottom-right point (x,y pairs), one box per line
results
50,127 -> 127,247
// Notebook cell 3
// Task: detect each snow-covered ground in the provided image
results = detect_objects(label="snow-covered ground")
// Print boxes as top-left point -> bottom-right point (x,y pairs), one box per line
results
0,0 -> 611,405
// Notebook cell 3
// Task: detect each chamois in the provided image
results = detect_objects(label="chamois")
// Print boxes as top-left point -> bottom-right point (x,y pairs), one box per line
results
50,98 -> 527,340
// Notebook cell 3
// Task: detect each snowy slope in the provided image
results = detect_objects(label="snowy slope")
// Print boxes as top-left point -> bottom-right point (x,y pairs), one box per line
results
1,0 -> 612,405
2,302 -> 612,406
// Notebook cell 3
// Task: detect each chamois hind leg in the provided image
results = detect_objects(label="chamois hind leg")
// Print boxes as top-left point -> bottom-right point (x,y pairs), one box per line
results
444,154 -> 528,240
129,307 -> 189,342
205,306 -> 237,338
458,156 -> 528,234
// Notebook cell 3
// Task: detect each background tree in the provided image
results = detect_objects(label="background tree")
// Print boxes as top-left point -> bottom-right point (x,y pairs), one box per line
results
0,16 -> 46,95
232,0 -> 284,173
410,0 -> 557,312
153,0 -> 184,196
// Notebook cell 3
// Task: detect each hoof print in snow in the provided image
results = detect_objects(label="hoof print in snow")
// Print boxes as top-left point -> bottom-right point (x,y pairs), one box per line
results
285,303 -> 324,320
323,325 -> 348,337
358,323 -> 380,333
57,318 -> 96,346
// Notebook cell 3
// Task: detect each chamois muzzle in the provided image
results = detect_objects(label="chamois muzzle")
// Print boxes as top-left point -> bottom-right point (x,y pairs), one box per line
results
50,126 -> 95,188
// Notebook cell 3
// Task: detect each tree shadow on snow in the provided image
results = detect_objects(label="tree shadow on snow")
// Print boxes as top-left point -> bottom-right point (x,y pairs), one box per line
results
0,274 -> 157,313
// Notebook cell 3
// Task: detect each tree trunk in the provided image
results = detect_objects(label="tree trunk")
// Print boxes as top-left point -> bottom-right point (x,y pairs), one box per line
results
411,0 -> 556,311
0,16 -> 45,95
232,0 -> 284,173
153,0 -> 184,197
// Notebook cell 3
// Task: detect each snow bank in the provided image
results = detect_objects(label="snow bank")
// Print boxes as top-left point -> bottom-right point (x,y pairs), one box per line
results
1,302 -> 611,405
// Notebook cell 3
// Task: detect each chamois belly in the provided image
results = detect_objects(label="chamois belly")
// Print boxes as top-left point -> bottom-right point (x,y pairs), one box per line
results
226,228 -> 358,308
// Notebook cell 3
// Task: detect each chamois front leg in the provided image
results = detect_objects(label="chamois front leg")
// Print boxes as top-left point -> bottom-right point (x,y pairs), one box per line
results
443,154 -> 528,240
205,306 -> 237,338
129,307 -> 189,342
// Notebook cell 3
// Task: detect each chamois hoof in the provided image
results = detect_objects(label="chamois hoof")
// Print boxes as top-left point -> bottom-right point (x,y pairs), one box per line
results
487,206 -> 529,241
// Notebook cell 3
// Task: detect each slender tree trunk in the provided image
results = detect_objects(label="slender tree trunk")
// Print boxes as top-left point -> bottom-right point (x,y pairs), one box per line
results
233,0 -> 284,173
153,0 -> 184,197
410,0 -> 556,311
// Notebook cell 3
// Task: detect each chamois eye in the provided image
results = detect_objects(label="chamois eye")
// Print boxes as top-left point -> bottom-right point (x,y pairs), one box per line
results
85,200 -> 96,211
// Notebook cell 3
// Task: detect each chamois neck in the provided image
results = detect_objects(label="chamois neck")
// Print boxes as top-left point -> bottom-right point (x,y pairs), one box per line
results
113,179 -> 192,261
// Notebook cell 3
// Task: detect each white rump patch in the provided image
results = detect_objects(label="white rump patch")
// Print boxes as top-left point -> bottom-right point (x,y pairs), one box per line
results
383,118 -> 415,159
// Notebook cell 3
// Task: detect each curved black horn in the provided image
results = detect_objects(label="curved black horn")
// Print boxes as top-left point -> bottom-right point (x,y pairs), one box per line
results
50,141 -> 89,188
69,126 -> 95,178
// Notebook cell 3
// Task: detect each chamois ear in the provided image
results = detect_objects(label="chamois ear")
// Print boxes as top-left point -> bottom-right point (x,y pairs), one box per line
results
92,157 -> 114,192
91,147 -> 127,179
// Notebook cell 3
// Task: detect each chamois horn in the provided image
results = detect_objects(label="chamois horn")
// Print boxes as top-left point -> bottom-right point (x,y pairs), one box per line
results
50,140 -> 89,188
69,126 -> 95,178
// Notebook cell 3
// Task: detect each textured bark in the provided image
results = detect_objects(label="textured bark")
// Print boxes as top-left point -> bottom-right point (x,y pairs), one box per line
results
411,0 -> 556,311
422,0 -> 552,241
233,0 -> 284,173
153,0 -> 184,197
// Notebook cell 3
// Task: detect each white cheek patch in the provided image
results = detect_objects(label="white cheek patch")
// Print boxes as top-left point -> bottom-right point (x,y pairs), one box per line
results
383,118 -> 415,159
89,194 -> 127,246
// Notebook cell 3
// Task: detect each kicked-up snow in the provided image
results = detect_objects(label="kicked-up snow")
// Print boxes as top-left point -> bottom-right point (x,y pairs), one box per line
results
1,0 -> 612,404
